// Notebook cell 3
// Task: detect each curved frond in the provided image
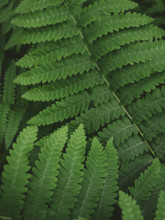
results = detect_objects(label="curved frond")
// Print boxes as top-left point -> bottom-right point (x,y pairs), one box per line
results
0,126 -> 38,219
85,12 -> 153,43
20,70 -> 103,101
16,36 -> 86,68
14,53 -> 95,86
48,124 -> 86,220
15,0 -> 63,14
119,191 -> 143,220
12,5 -> 70,28
27,92 -> 91,126
155,190 -> 165,220
119,154 -> 153,191
79,0 -> 138,27
129,158 -> 161,208
128,86 -> 165,124
72,138 -> 107,220
91,25 -> 165,60
98,117 -> 138,146
5,107 -> 24,149
23,126 -> 68,220
93,138 -> 119,220
69,100 -> 125,134
118,135 -> 148,164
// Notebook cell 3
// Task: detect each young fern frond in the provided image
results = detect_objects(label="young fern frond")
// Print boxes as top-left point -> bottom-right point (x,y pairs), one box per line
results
5,106 -> 24,149
0,126 -> 38,219
48,124 -> 86,220
154,190 -> 165,220
23,126 -> 68,220
72,138 -> 108,220
93,138 -> 119,220
119,191 -> 143,220
129,158 -> 161,208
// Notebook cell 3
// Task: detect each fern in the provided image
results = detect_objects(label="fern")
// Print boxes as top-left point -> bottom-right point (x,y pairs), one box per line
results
129,158 -> 161,208
48,124 -> 86,220
23,126 -> 68,220
154,190 -> 165,220
119,191 -> 143,220
72,137 -> 107,220
0,126 -> 38,219
93,138 -> 119,220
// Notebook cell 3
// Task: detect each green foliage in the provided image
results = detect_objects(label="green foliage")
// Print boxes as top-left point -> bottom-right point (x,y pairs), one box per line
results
0,0 -> 165,219
119,191 -> 143,220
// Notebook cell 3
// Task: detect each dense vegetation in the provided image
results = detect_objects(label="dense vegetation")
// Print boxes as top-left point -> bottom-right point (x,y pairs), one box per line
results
0,0 -> 165,219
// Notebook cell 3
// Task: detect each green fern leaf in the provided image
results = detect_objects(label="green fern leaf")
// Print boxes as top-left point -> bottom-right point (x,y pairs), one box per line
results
129,158 -> 161,208
14,53 -> 95,86
27,92 -> 90,126
119,154 -> 153,191
98,117 -> 138,146
12,5 -> 70,28
16,36 -> 86,68
118,135 -> 149,164
23,126 -> 68,220
5,107 -> 24,149
85,12 -> 153,43
2,60 -> 16,104
15,0 -> 63,14
69,101 -> 125,134
119,191 -> 143,220
0,126 -> 38,219
128,86 -> 165,124
91,25 -> 165,60
48,124 -> 86,220
117,70 -> 165,105
100,40 -> 165,74
154,191 -> 165,220
22,70 -> 103,102
72,138 -> 107,220
79,0 -> 138,27
93,138 -> 119,220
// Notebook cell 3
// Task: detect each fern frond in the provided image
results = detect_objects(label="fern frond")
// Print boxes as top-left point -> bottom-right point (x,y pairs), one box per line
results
151,134 -> 165,160
128,86 -> 165,124
14,53 -> 95,86
20,70 -> 103,101
16,36 -> 86,68
0,104 -> 10,144
12,5 -> 69,28
0,126 -> 38,219
154,190 -> 165,220
129,158 -> 161,208
79,0 -> 138,27
140,112 -> 165,141
117,70 -> 165,105
85,12 -> 153,43
72,138 -> 107,220
98,117 -> 138,146
27,92 -> 90,126
119,191 -> 143,220
69,101 -> 125,134
100,40 -> 165,74
23,126 -> 68,220
118,135 -> 148,164
119,154 -> 153,190
5,107 -> 24,149
93,138 -> 119,220
2,61 -> 16,104
110,54 -> 165,91
91,25 -> 165,60
6,20 -> 79,47
15,0 -> 63,14
48,124 -> 86,220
